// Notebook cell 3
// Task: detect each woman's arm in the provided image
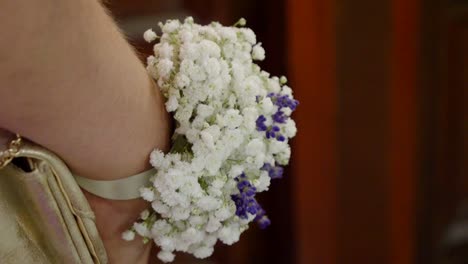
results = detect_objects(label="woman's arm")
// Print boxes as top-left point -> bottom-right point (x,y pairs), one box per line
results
0,0 -> 170,180
0,1 -> 170,263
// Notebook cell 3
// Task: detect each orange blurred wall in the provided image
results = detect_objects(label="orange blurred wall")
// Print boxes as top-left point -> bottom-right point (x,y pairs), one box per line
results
287,0 -> 419,263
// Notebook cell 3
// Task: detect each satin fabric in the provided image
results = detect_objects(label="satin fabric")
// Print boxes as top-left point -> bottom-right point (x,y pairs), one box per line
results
74,168 -> 156,200
0,142 -> 108,264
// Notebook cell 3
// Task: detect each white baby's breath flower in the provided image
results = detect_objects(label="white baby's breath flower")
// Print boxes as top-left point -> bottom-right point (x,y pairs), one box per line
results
136,17 -> 298,263
260,97 -> 274,114
158,251 -> 175,263
151,220 -> 172,236
180,179 -> 203,198
179,30 -> 194,43
203,125 -> 221,142
185,128 -> 200,143
200,26 -> 220,40
189,215 -> 207,226
122,230 -> 135,241
204,235 -> 218,248
159,42 -> 174,59
193,246 -> 214,259
165,96 -> 179,112
157,59 -> 174,79
146,55 -> 155,66
284,119 -> 297,138
267,78 -> 281,93
205,155 -> 223,175
200,130 -> 215,150
165,168 -> 185,190
268,140 -> 288,155
140,187 -> 155,202
208,186 -> 223,197
215,205 -> 234,221
152,200 -> 170,215
184,16 -> 194,24
282,107 -> 293,116
153,43 -> 161,56
174,239 -> 191,252
254,171 -> 271,192
175,73 -> 190,88
229,165 -> 244,178
242,107 -> 258,132
140,209 -> 150,220
196,104 -> 214,118
237,18 -> 247,27
143,29 -> 158,43
162,20 -> 180,33
205,58 -> 221,77
199,40 -> 221,58
240,28 -> 256,44
188,64 -> 207,82
280,76 -> 288,84
252,43 -> 266,61
171,206 -> 191,221
197,196 -> 221,211
159,236 -> 176,252
245,138 -> 265,156
253,152 -> 266,168
281,85 -> 293,96
224,109 -> 243,129
133,222 -> 150,237
222,42 -> 236,59
181,227 -> 204,244
219,27 -> 237,41
150,149 -> 168,169
218,224 -> 241,245
191,156 -> 206,172
276,146 -> 291,166
180,43 -> 198,61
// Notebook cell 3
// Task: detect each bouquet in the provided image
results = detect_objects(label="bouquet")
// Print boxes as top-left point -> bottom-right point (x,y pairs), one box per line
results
123,17 -> 298,262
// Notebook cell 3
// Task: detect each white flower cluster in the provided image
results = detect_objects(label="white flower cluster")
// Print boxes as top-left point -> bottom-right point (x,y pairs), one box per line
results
126,18 -> 298,263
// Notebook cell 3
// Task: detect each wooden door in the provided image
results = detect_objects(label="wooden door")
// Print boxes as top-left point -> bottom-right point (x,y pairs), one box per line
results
418,1 -> 468,263
289,0 -> 467,263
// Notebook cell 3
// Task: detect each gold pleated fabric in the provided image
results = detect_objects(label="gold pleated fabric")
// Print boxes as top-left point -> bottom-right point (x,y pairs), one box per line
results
0,142 -> 108,264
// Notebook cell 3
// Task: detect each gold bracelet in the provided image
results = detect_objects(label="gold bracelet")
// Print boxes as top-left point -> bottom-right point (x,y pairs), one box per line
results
0,134 -> 22,169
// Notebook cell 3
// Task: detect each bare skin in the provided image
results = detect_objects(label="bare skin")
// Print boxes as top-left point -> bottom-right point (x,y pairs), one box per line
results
0,1 -> 170,263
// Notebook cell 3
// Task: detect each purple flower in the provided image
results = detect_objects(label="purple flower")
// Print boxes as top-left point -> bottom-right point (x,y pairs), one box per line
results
256,115 -> 268,131
275,95 -> 289,108
266,130 -> 276,139
268,92 -> 299,111
272,111 -> 287,124
254,208 -> 271,229
257,216 -> 271,229
257,92 -> 299,141
290,99 -> 299,110
231,173 -> 271,228
261,163 -> 284,179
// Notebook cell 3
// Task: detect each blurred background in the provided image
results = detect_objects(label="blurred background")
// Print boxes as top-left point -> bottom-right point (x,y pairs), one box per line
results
105,0 -> 467,263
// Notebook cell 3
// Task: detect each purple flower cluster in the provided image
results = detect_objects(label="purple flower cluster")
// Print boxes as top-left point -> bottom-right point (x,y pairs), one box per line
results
231,173 -> 271,229
256,92 -> 299,141
261,163 -> 284,179
231,91 -> 298,230
254,208 -> 271,229
271,92 -> 299,110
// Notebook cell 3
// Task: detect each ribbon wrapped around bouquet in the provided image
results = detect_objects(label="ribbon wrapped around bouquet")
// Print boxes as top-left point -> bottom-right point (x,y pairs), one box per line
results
124,17 -> 299,263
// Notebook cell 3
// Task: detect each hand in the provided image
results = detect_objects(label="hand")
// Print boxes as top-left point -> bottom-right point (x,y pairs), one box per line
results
83,190 -> 154,264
